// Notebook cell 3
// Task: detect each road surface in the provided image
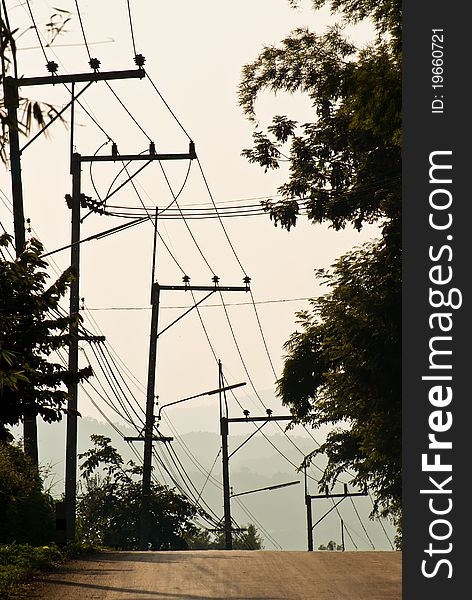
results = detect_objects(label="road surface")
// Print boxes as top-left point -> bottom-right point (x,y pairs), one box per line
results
31,550 -> 401,600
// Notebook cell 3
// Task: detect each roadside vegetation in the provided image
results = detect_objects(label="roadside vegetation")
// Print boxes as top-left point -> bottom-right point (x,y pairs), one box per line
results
0,542 -> 99,600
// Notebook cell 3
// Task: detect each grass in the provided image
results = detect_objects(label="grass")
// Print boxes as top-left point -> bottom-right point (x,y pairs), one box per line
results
0,542 -> 99,599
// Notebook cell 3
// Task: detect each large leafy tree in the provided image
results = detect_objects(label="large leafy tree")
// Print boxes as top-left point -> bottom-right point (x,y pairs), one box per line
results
0,234 -> 91,441
239,1 -> 401,529
77,435 -> 200,550
280,228 -> 401,521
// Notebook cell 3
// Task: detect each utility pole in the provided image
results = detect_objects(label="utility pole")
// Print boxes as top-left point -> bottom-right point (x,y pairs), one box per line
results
3,76 -> 37,464
304,464 -> 314,551
64,143 -> 195,544
219,361 -> 233,550
304,483 -> 367,551
3,67 -> 144,466
135,280 -> 250,550
219,396 -> 293,550
64,152 -> 82,543
140,280 -> 160,549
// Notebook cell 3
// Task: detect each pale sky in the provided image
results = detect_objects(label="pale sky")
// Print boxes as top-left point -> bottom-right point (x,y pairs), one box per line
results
2,0 -> 379,433
1,0 -> 395,551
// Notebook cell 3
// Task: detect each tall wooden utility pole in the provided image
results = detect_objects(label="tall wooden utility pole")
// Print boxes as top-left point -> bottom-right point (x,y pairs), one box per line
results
3,67 -> 144,466
64,152 -> 82,542
219,397 -> 293,550
304,483 -> 367,551
219,361 -> 233,550
140,280 -> 160,548
134,281 -> 250,550
66,142 -> 195,543
3,76 -> 38,464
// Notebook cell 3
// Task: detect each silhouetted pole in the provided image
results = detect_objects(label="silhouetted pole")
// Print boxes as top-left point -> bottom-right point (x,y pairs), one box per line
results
220,361 -> 233,550
305,465 -> 314,551
341,518 -> 345,551
306,484 -> 367,552
65,152 -> 81,542
139,283 -> 160,549
4,76 -> 38,464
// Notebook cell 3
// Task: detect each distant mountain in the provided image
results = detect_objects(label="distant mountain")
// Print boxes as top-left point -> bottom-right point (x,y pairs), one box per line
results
12,417 -> 396,551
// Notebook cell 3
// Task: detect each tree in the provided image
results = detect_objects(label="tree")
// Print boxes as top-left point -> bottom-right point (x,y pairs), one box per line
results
318,540 -> 342,551
0,234 -> 91,441
77,435 -> 200,550
239,14 -> 401,232
0,441 -> 55,544
185,523 -> 264,550
239,1 -> 402,535
280,230 -> 401,523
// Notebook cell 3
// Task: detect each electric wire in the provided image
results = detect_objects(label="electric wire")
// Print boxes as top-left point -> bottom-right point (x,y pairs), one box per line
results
349,496 -> 376,550
1,0 -> 18,79
125,0 -> 137,56
119,157 -> 189,276
94,341 -> 145,425
105,81 -> 152,141
196,156 -> 246,276
368,490 -> 394,549
71,296 -> 314,310
73,0 -> 91,61
158,160 -> 215,276
193,162 -> 327,459
195,448 -> 221,504
25,0 -> 49,63
145,72 -> 192,141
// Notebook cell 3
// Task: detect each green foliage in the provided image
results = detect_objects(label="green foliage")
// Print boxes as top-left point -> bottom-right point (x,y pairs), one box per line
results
0,234 -> 92,441
279,231 -> 401,522
0,541 -> 98,600
318,539 -> 343,551
239,26 -> 400,232
0,442 -> 55,545
0,543 -> 63,599
185,523 -> 264,550
289,0 -> 401,44
240,0 -> 402,539
77,435 -> 199,550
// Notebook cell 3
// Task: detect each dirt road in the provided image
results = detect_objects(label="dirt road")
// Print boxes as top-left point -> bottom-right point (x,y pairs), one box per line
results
31,550 -> 401,600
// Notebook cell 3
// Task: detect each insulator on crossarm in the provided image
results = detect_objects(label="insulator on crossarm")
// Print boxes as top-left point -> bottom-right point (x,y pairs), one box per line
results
182,275 -> 191,287
212,275 -> 220,286
149,141 -> 156,155
189,140 -> 196,158
89,57 -> 101,71
46,61 -> 58,74
111,142 -> 118,157
266,408 -> 272,417
243,275 -> 251,289
243,409 -> 250,418
134,54 -> 146,68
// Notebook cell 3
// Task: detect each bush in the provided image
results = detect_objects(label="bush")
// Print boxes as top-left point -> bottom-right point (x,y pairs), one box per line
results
0,443 -> 55,545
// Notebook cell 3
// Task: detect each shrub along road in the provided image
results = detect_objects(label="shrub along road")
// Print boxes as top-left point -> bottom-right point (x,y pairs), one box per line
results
30,550 -> 401,599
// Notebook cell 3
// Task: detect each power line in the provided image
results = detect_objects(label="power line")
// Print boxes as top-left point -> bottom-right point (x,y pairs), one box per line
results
125,0 -> 137,56
25,0 -> 49,63
146,72 -> 192,141
79,296 -> 314,310
74,0 -> 92,62
349,496 -> 376,550
105,80 -> 152,141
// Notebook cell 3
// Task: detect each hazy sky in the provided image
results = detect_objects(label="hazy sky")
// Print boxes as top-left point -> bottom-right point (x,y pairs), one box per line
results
1,0 -> 397,551
2,1 -> 377,444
